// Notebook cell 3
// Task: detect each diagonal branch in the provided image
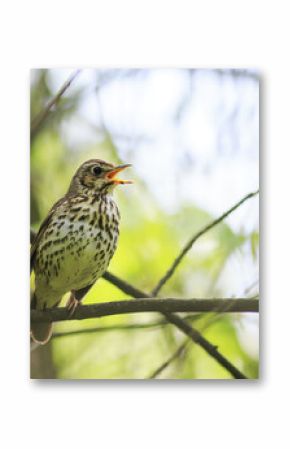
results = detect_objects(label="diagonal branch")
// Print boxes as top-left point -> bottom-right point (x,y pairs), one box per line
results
151,190 -> 259,296
162,312 -> 248,378
101,275 -> 250,378
30,69 -> 81,139
30,229 -> 250,379
31,298 -> 259,323
148,282 -> 260,379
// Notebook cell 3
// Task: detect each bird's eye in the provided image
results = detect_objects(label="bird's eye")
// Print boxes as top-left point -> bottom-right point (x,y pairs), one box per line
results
92,166 -> 102,176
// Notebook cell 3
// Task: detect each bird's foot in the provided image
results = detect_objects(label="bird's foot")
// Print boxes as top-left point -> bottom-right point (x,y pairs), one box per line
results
66,293 -> 80,317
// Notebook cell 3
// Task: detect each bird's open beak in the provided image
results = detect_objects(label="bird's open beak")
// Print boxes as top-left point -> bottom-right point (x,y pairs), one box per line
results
105,164 -> 133,184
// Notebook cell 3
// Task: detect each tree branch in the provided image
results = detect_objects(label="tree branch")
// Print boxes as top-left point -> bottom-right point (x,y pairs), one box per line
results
29,73 -> 259,379
151,190 -> 259,296
100,273 -> 255,379
30,69 -> 81,139
32,298 -> 258,323
30,230 -> 251,379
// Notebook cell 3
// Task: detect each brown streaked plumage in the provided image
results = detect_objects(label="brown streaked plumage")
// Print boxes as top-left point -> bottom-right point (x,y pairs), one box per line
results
30,159 -> 132,344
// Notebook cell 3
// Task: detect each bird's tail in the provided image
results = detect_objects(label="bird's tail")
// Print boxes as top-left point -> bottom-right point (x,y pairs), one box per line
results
30,293 -> 53,345
30,322 -> 53,345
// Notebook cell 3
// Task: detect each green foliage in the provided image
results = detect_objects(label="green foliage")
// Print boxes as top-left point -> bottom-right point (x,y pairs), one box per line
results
30,69 -> 259,379
250,231 -> 259,260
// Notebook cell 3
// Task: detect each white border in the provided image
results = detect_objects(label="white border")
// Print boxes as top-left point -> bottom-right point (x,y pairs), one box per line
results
1,1 -> 289,447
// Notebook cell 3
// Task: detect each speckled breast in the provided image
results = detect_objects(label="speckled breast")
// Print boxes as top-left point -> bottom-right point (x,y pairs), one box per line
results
34,194 -> 120,299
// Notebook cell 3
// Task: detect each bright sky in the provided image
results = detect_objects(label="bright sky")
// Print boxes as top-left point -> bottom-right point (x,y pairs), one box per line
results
46,68 -> 259,354
48,68 -> 258,230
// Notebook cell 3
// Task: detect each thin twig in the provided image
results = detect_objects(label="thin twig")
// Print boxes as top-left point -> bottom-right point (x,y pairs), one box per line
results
52,314 -> 203,339
30,69 -> 81,139
244,279 -> 259,296
148,341 -> 190,379
52,322 -> 167,338
151,190 -> 259,296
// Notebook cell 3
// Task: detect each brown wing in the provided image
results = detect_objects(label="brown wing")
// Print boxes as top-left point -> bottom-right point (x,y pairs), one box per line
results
30,196 -> 66,273
30,193 -> 89,272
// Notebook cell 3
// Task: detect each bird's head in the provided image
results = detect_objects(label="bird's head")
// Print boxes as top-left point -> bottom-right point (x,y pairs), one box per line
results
68,159 -> 132,195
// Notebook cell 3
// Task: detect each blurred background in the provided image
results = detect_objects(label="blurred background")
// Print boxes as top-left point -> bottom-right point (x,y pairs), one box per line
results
30,68 -> 259,379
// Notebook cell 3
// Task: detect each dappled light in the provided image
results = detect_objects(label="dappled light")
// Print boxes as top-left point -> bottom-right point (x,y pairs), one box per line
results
30,68 -> 259,379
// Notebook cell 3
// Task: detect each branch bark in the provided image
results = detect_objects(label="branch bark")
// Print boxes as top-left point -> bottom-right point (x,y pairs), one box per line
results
31,298 -> 258,323
30,230 -> 250,379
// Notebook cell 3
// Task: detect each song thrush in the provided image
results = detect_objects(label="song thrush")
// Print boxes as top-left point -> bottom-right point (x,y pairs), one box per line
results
30,159 -> 132,344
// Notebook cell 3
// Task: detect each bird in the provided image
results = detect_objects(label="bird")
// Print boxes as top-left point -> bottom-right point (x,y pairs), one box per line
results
30,159 -> 132,344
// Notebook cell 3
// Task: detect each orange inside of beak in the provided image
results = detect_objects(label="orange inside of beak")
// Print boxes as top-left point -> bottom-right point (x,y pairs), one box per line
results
106,165 -> 133,184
